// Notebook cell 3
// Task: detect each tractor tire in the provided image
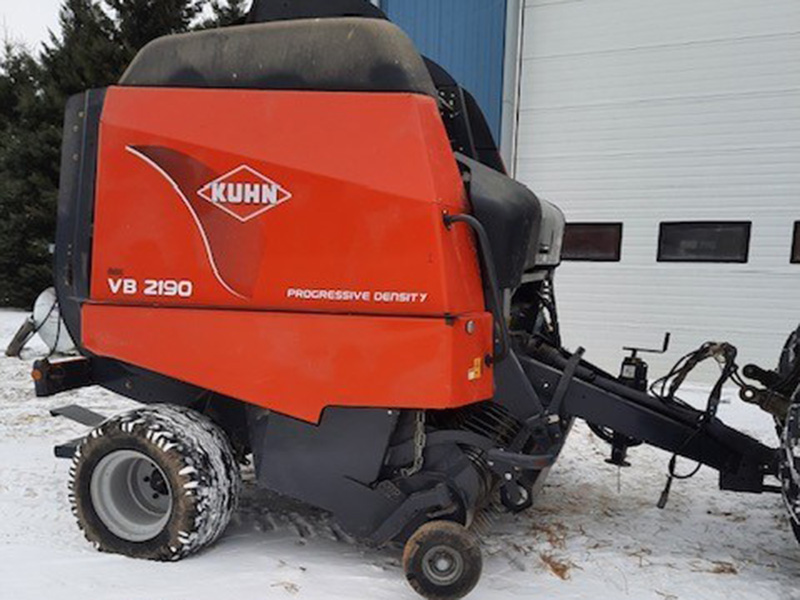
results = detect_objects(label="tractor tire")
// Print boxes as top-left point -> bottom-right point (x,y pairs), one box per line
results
69,404 -> 240,561
780,400 -> 800,545
403,520 -> 482,600
779,325 -> 800,379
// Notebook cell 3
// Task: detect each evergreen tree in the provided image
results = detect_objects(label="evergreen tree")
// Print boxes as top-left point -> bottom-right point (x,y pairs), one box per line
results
202,0 -> 249,27
40,0 -> 128,105
0,0 -> 247,307
105,0 -> 205,55
0,44 -> 60,306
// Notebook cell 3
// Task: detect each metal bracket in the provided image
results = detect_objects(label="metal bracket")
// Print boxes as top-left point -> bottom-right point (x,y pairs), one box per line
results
50,404 -> 106,427
623,332 -> 671,359
49,403 -> 107,459
486,448 -> 554,472
32,357 -> 93,397
369,483 -> 455,545
54,438 -> 82,459
548,347 -> 584,418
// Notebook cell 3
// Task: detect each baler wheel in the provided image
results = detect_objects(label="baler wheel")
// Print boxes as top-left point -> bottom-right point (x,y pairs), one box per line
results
403,520 -> 482,600
68,404 -> 240,561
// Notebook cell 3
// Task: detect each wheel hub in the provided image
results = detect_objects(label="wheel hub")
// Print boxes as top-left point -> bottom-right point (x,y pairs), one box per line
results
421,545 -> 464,586
90,450 -> 173,542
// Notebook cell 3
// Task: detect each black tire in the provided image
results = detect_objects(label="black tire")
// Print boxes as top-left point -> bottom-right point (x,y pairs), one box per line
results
780,401 -> 800,545
69,404 -> 240,561
779,326 -> 800,379
403,520 -> 482,600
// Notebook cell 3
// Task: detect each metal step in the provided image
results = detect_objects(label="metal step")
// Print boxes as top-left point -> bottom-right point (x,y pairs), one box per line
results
50,404 -> 106,427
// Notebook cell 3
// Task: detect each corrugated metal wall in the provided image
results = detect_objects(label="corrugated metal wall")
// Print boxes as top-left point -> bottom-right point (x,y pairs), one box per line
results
382,0 -> 508,141
515,0 -> 800,379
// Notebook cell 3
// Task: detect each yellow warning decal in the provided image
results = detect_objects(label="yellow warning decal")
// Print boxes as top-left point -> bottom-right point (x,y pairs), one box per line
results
468,358 -> 483,381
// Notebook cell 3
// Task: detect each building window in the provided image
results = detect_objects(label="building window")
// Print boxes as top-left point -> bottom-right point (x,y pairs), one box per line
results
793,222 -> 800,264
658,222 -> 751,263
562,223 -> 623,262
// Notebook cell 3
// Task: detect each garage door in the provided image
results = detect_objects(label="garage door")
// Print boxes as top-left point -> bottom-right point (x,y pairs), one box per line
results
515,0 -> 800,377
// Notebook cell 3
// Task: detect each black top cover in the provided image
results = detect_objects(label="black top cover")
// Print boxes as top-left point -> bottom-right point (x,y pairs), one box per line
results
119,18 -> 437,97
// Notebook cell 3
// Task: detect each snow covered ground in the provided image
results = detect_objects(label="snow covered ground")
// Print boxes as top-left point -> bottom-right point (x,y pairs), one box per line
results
1,308 -> 799,600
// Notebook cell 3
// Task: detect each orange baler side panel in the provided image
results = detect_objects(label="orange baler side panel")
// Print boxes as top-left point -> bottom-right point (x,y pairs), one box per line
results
82,305 -> 494,424
90,87 -> 484,317
84,87 -> 496,420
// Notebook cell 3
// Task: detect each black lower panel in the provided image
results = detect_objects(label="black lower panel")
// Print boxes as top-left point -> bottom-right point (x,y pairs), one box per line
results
250,407 -> 404,540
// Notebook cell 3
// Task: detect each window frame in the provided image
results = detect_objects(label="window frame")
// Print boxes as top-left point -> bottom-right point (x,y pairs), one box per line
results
657,221 -> 752,264
561,222 -> 624,263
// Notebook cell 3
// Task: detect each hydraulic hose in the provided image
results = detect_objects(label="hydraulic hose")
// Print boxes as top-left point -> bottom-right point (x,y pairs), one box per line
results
444,213 -> 510,363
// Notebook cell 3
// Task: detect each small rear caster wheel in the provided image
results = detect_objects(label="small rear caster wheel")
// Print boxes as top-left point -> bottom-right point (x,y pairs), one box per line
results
403,520 -> 482,600
500,482 -> 533,513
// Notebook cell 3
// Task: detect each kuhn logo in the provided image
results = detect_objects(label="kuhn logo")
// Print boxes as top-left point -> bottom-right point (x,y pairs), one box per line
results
197,165 -> 292,222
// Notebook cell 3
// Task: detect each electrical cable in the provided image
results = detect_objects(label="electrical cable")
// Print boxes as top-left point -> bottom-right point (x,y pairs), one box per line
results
653,341 -> 742,507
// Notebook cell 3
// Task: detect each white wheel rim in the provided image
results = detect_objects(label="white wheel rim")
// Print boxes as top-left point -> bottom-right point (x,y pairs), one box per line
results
90,450 -> 173,542
421,545 -> 465,586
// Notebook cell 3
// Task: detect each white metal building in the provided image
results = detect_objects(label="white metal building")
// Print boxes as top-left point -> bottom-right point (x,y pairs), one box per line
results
378,0 -> 800,378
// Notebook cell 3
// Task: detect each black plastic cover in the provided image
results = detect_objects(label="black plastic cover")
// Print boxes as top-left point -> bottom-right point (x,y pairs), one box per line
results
462,88 -> 507,174
54,89 -> 106,347
119,18 -> 437,98
457,154 -> 542,290
425,58 -> 506,173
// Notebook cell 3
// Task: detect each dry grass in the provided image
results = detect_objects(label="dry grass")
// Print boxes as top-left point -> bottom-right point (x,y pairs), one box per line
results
539,552 -> 573,580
